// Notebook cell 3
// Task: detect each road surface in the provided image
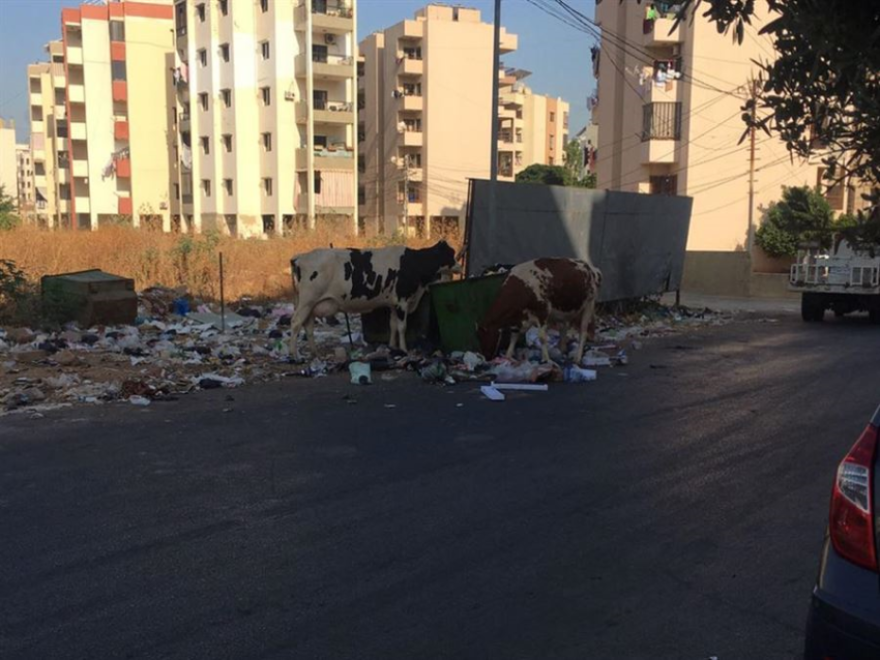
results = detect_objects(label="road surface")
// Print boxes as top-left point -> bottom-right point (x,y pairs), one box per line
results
1,312 -> 876,659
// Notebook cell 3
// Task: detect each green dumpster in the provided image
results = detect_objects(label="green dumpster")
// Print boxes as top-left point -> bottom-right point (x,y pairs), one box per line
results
430,274 -> 506,353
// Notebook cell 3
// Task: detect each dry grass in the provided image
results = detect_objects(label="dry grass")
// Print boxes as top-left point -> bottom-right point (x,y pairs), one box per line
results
0,226 -> 458,302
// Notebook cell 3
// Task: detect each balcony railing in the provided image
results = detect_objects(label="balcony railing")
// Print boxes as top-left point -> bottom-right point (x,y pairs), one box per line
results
312,52 -> 353,65
641,101 -> 682,141
311,1 -> 353,18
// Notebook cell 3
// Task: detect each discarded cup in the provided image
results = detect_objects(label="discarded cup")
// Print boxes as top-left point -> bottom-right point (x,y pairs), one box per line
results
349,361 -> 372,385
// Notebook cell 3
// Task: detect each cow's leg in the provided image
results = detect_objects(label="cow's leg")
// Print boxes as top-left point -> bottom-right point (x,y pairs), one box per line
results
288,304 -> 313,361
505,330 -> 519,359
539,325 -> 552,363
388,309 -> 399,349
396,306 -> 409,352
305,316 -> 318,356
574,297 -> 598,364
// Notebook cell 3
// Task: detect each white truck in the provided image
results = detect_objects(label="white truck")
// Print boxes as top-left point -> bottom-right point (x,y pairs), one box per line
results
790,239 -> 880,322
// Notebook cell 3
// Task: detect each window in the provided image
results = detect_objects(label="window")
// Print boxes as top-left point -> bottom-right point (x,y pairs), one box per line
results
642,101 -> 683,141
563,112 -> 569,129
549,135 -> 555,149
196,3 -> 206,22
549,157 -> 554,165
109,21 -> 125,42
111,60 -> 126,81
219,0 -> 228,16
200,136 -> 210,154
223,178 -> 233,195
220,43 -> 230,62
649,175 -> 678,196
260,41 -> 270,60
261,86 -> 271,106
222,134 -> 232,152
220,88 -> 231,107
358,185 -> 365,205
313,89 -> 328,110
452,6 -> 459,21
198,48 -> 207,67
263,177 -> 273,196
550,111 -> 555,122
201,179 -> 211,196
312,44 -> 328,63
818,167 -> 845,210
199,92 -> 208,111
262,132 -> 272,151
262,214 -> 275,233
314,171 -> 322,194
260,0 -> 268,13
173,183 -> 180,200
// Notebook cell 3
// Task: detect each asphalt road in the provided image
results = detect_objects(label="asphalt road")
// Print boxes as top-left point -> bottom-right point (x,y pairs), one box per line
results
2,312 -> 878,660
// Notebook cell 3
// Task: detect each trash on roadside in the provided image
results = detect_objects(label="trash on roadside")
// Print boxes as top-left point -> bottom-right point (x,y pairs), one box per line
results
349,361 -> 372,385
491,383 -> 549,392
480,385 -> 505,401
129,395 -> 151,406
563,365 -> 597,383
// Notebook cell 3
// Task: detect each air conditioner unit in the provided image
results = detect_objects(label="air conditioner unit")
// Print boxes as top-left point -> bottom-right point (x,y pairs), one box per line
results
325,34 -> 336,45
284,91 -> 296,101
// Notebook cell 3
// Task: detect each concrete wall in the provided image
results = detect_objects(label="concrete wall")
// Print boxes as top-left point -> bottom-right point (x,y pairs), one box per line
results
681,251 -> 751,297
0,120 -> 16,201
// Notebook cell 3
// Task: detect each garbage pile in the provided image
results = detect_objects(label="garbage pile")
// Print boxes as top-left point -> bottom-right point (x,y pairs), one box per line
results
0,289 -> 731,416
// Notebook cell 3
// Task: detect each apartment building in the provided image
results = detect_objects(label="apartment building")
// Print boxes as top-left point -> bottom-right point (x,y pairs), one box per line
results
358,5 -> 519,237
26,2 -> 177,229
26,43 -> 65,227
172,0 -> 358,238
497,69 -> 569,179
594,0 -> 868,251
0,119 -> 16,203
16,145 -> 34,215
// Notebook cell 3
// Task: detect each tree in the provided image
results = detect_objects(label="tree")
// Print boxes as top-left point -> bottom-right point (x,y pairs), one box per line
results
755,185 -> 836,257
563,139 -> 598,189
515,160 -> 596,188
516,164 -> 569,186
665,0 -> 880,192
0,185 -> 20,231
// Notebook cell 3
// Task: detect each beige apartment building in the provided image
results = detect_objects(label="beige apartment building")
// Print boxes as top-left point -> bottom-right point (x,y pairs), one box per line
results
594,0 -> 867,252
497,70 -> 569,180
26,1 -> 177,230
172,0 -> 357,238
0,119 -> 16,204
360,5 -> 572,237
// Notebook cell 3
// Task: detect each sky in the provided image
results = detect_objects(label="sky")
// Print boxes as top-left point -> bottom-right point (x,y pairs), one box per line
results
0,0 -> 596,144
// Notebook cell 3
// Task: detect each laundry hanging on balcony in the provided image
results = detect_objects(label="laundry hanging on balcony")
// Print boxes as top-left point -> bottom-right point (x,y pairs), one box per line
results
101,147 -> 131,180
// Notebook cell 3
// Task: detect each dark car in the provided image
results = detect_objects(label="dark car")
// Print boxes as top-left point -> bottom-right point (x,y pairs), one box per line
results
804,407 -> 880,659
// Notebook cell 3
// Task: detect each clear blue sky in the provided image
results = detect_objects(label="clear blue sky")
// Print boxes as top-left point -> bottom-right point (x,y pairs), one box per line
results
0,0 -> 596,143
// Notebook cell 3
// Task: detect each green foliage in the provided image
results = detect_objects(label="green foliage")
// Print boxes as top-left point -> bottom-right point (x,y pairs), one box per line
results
0,185 -> 20,231
0,259 -> 39,326
755,186 -> 837,257
516,162 -> 596,188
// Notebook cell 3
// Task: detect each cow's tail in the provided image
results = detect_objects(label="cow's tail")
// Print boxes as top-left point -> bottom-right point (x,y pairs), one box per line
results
290,258 -> 301,308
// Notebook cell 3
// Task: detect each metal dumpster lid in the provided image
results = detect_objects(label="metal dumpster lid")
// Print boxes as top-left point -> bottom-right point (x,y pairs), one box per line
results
42,269 -> 132,283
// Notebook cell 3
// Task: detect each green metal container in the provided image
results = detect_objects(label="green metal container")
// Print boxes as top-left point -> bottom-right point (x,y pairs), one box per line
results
430,274 -> 506,353
41,269 -> 137,327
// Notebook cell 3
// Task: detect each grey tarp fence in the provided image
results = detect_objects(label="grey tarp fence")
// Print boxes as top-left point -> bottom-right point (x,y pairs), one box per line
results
466,179 -> 693,302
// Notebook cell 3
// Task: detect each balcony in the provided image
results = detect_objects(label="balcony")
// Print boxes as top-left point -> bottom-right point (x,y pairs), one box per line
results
400,20 -> 423,38
297,100 -> 355,124
645,17 -> 682,47
299,2 -> 354,34
118,196 -> 132,215
112,81 -> 127,102
72,159 -> 89,177
116,157 -> 131,178
500,29 -> 517,53
30,92 -> 43,106
400,131 -> 422,147
400,95 -> 423,111
68,84 -> 85,103
639,139 -> 679,165
179,112 -> 190,132
55,104 -> 67,119
66,46 -> 83,65
57,168 -> 70,184
400,58 -> 423,75
295,147 -> 355,171
115,120 -> 129,140
31,120 -> 45,134
641,101 -> 682,142
298,53 -> 355,79
75,197 -> 90,213
71,121 -> 87,141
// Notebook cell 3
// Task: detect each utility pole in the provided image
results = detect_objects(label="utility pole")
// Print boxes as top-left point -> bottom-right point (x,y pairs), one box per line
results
747,77 -> 758,253
488,0 -> 502,241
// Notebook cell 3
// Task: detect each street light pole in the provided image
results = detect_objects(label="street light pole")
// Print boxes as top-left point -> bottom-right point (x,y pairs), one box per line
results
488,0 -> 502,241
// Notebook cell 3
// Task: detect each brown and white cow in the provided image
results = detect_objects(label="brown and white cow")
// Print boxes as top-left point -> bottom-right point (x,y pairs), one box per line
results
289,241 -> 458,359
477,258 -> 602,364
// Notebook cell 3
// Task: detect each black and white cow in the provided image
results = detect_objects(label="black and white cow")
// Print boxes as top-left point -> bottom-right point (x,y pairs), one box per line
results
289,241 -> 458,359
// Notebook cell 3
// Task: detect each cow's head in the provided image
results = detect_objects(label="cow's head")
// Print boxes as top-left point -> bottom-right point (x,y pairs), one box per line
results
476,322 -> 502,360
422,240 -> 460,283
